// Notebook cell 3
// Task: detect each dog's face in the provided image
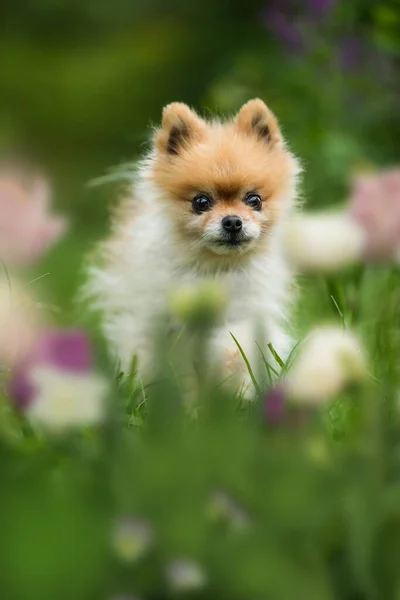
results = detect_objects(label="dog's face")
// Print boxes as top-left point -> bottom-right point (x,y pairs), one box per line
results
151,99 -> 299,257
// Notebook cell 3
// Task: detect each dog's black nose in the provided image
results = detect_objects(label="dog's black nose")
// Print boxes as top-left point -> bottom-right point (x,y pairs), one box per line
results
222,215 -> 242,233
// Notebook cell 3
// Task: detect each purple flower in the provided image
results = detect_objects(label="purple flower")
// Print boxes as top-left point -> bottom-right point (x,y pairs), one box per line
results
306,0 -> 336,15
339,37 -> 364,71
8,328 -> 107,432
8,369 -> 36,410
9,329 -> 93,410
264,386 -> 286,423
33,330 -> 92,373
262,8 -> 304,52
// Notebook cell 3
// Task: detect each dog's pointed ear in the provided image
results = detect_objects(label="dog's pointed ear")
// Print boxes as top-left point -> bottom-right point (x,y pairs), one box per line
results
156,102 -> 205,155
234,99 -> 282,145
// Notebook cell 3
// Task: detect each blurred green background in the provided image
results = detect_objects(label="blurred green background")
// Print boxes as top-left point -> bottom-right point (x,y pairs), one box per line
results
1,0 -> 399,322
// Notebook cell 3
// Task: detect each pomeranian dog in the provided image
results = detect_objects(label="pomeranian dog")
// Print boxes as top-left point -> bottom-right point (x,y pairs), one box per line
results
86,99 -> 301,396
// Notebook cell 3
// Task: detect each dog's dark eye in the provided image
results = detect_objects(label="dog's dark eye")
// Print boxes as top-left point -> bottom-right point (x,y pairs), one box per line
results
245,194 -> 262,211
193,194 -> 212,213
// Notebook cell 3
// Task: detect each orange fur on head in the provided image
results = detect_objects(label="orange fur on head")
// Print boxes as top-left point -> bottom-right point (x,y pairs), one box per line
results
151,99 -> 299,258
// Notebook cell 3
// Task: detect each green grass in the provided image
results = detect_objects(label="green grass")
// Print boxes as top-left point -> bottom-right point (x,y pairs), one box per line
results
1,218 -> 400,599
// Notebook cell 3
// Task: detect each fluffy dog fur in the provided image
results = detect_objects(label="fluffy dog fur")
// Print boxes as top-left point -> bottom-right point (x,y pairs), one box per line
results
86,99 -> 301,396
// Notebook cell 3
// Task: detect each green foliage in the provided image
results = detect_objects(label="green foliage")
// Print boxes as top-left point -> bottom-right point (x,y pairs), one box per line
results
0,259 -> 400,598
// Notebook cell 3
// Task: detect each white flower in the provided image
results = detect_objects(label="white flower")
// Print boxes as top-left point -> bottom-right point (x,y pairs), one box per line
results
285,326 -> 367,404
283,169 -> 400,271
26,366 -> 107,432
208,490 -> 251,531
166,559 -> 207,591
283,212 -> 365,271
112,518 -> 154,563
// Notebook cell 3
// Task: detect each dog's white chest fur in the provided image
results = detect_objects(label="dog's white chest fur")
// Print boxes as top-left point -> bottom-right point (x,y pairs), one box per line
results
87,191 -> 294,382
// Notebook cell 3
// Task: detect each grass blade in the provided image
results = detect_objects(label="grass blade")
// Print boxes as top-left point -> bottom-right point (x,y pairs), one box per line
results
255,342 -> 279,386
267,343 -> 285,369
230,333 -> 260,394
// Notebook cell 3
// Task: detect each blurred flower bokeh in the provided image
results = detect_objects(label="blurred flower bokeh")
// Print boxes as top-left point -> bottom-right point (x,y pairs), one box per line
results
0,174 -> 66,268
112,518 -> 155,563
282,167 -> 400,271
166,559 -> 207,592
284,326 -> 367,405
349,169 -> 400,261
9,330 -> 108,432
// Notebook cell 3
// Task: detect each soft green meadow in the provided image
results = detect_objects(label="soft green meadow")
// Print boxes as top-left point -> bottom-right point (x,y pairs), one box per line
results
1,216 -> 400,599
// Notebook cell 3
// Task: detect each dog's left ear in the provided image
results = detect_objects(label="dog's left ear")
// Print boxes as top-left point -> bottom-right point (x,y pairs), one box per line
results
156,102 -> 205,155
234,99 -> 282,145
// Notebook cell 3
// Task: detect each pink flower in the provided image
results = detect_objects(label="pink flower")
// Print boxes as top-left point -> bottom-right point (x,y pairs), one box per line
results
349,169 -> 400,261
264,385 -> 286,424
0,174 -> 67,267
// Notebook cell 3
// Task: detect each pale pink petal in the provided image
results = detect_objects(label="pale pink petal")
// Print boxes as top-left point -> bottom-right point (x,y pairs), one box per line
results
0,179 -> 29,227
23,217 -> 68,265
349,169 -> 400,261
30,176 -> 51,211
0,170 -> 67,267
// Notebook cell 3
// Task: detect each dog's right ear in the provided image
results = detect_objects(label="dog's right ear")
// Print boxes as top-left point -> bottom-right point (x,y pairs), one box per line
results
234,99 -> 282,146
155,103 -> 205,156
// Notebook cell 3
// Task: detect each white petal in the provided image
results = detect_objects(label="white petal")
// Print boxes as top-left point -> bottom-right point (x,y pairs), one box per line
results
27,366 -> 108,432
112,518 -> 154,563
283,213 -> 366,271
285,326 -> 367,404
166,559 -> 207,591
